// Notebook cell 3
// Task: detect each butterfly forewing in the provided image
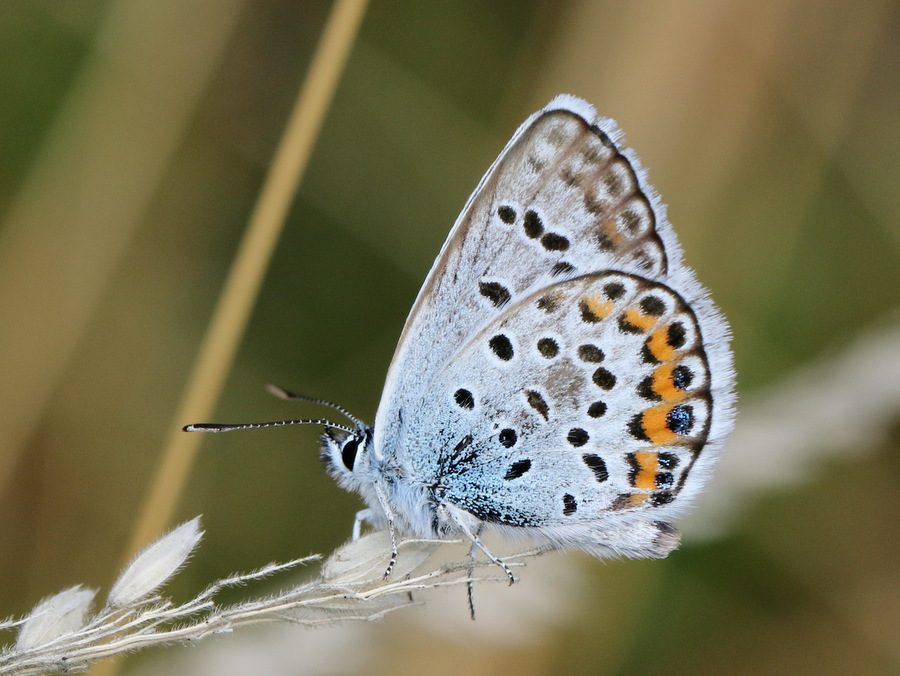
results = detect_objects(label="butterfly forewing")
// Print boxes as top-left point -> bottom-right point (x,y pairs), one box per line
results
375,97 -> 672,454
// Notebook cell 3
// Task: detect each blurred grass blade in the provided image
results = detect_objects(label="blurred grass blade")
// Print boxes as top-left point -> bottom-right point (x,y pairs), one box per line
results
0,0 -> 245,496
123,0 -> 370,562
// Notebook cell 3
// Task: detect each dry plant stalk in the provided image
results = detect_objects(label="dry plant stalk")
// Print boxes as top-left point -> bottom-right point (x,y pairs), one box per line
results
0,521 -> 521,675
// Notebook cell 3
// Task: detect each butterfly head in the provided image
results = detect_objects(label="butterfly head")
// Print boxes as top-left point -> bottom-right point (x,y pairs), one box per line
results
320,424 -> 375,491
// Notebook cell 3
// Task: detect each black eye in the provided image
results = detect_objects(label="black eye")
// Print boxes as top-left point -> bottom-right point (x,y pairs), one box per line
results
340,438 -> 359,470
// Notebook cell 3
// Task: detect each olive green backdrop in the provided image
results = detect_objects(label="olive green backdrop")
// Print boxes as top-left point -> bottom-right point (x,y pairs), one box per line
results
1,1 -> 899,674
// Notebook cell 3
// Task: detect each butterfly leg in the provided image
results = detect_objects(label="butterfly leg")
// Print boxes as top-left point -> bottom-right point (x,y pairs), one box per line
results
466,523 -> 484,620
352,509 -> 373,541
372,480 -> 399,579
448,511 -> 515,585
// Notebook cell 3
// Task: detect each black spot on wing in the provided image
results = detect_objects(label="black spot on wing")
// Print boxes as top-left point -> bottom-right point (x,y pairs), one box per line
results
541,232 -> 569,251
537,294 -> 560,313
592,367 -> 616,390
523,210 -> 544,238
537,337 -> 559,358
551,261 -> 575,276
604,282 -> 626,300
640,295 -> 666,316
567,428 -> 589,447
672,365 -> 694,390
479,281 -> 511,308
579,300 -> 601,324
666,405 -> 694,435
637,376 -> 661,401
499,428 -> 517,447
667,322 -> 687,349
577,344 -> 604,363
454,388 -> 475,410
525,390 -> 549,420
489,334 -> 514,361
655,472 -> 675,490
497,205 -> 516,224
658,452 -> 679,469
504,459 -> 531,480
627,413 -> 649,441
640,342 -> 659,365
587,401 -> 607,418
582,454 -> 608,482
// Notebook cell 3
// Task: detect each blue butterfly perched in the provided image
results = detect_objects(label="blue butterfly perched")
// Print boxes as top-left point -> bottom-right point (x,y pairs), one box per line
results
188,95 -> 735,588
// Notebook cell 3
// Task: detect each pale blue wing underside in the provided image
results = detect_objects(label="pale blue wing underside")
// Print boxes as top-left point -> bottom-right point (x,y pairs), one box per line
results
412,272 -> 713,524
372,95 -> 735,542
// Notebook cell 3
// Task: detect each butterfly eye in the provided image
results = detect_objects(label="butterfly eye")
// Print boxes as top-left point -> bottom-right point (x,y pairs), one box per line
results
340,437 -> 359,471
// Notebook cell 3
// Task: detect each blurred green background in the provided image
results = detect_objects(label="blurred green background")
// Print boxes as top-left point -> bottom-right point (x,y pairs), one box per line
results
2,1 -> 899,674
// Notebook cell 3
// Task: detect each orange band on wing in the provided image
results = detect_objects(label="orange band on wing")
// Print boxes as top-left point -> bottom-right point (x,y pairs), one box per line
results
581,295 -> 613,320
624,306 -> 657,332
640,405 -> 680,445
652,363 -> 686,401
632,450 -> 659,490
646,327 -> 676,363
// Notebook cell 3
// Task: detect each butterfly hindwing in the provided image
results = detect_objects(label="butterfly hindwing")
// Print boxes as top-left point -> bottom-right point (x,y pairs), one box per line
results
401,271 -> 712,555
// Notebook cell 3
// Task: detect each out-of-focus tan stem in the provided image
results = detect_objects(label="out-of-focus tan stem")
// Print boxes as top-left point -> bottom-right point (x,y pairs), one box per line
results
123,0 -> 370,562
92,3 -> 368,676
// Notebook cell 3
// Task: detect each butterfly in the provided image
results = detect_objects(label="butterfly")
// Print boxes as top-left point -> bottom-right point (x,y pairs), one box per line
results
188,94 -> 735,588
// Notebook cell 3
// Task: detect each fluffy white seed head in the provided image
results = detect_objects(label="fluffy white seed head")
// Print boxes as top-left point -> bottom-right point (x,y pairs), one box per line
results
322,532 -> 438,584
16,585 -> 96,650
108,517 -> 203,608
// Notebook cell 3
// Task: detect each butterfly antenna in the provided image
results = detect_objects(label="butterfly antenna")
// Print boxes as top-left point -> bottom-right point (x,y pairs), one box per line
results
266,384 -> 365,428
184,418 -> 355,435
